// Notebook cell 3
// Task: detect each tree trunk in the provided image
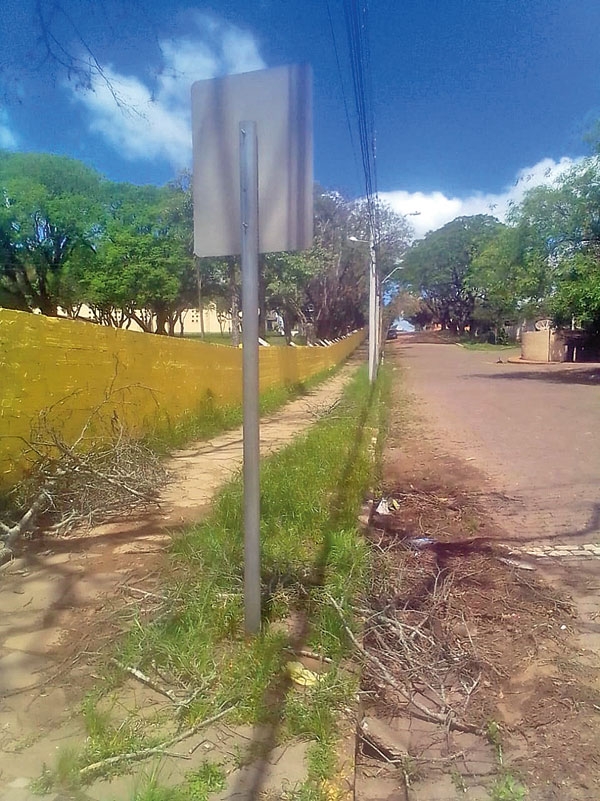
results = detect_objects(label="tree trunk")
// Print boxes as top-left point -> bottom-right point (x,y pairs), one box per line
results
155,309 -> 168,335
283,311 -> 293,344
229,259 -> 240,347
258,256 -> 267,339
196,259 -> 205,338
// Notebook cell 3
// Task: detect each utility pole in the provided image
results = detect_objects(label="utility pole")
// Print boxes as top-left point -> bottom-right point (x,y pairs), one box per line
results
368,231 -> 378,384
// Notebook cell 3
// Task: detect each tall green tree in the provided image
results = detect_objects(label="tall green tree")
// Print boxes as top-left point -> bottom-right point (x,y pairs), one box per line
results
88,181 -> 196,334
0,151 -> 104,314
467,225 -> 551,334
401,215 -> 502,332
508,155 -> 600,334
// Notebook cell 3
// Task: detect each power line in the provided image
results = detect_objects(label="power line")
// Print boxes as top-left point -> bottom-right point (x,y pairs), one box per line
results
325,0 -> 361,186
342,0 -> 379,239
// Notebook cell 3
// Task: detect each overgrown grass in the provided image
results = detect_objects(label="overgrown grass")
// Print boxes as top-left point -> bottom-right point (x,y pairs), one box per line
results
489,773 -> 528,801
145,366 -> 340,455
124,762 -> 226,801
59,363 -> 390,793
459,341 -> 518,351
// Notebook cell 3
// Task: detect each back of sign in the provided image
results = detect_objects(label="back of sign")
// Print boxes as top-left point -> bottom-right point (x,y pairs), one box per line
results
191,64 -> 313,258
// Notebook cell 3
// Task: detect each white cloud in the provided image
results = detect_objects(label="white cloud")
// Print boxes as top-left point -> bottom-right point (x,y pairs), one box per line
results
0,110 -> 18,149
380,156 -> 580,239
70,12 -> 265,168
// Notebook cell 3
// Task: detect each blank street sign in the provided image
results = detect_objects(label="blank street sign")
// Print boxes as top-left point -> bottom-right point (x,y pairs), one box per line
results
191,64 -> 313,258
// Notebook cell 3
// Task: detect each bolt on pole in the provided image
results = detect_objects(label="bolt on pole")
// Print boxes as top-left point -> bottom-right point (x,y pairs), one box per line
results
240,121 -> 261,635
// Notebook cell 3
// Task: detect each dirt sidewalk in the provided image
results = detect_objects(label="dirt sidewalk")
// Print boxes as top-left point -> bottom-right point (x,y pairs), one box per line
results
0,357 -> 360,801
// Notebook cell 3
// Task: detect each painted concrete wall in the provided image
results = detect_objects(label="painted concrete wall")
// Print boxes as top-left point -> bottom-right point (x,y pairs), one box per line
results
0,309 -> 364,486
521,330 -> 567,362
63,303 -> 232,335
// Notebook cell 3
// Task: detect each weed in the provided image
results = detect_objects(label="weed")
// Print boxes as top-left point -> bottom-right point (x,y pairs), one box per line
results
486,720 -> 503,764
29,765 -> 54,795
130,774 -> 186,801
54,746 -> 83,789
146,366 -> 339,455
72,362 -> 389,789
489,773 -> 528,801
127,761 -> 226,801
186,761 -> 226,799
451,767 -> 467,793
30,747 -> 83,795
306,740 -> 337,781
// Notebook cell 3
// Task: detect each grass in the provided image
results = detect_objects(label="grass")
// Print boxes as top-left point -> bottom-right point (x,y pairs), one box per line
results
489,773 -> 528,801
124,762 -> 227,801
459,341 -> 518,351
144,365 -> 340,455
51,362 -> 390,794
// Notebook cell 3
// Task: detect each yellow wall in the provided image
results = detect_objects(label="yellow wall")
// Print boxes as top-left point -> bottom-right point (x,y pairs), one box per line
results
0,309 -> 364,486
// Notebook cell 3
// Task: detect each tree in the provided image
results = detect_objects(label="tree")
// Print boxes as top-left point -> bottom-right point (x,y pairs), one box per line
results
347,197 -> 413,280
87,181 -> 197,334
0,151 -> 104,315
507,155 -> 600,335
264,250 -> 320,342
1,1 -> 156,107
305,189 -> 411,339
468,225 -> 551,336
401,215 -> 502,333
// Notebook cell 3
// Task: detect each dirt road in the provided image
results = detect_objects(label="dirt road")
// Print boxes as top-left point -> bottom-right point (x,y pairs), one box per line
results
397,339 -> 600,547
355,338 -> 600,801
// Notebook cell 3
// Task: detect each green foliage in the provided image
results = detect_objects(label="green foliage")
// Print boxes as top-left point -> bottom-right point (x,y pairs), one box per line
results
0,151 -> 104,314
72,365 -> 387,785
87,179 -> 196,333
489,773 -> 528,801
468,226 -> 550,330
0,152 -> 412,338
128,762 -> 226,801
401,214 -> 502,332
506,154 -> 600,336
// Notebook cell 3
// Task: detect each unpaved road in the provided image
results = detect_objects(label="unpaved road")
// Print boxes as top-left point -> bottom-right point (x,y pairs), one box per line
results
397,339 -> 600,547
355,338 -> 600,801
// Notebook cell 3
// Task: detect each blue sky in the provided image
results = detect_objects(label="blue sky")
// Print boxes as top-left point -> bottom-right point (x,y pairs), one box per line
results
1,0 -> 599,236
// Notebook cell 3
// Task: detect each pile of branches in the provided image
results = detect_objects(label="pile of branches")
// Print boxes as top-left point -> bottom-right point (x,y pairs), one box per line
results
329,547 -> 570,737
359,559 -> 486,734
1,417 -> 167,557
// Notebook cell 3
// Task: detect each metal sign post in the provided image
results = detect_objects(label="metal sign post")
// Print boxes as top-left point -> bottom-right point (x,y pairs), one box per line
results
191,64 -> 312,638
240,122 -> 261,635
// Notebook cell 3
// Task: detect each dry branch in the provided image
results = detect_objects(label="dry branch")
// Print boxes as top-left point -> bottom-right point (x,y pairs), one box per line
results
325,592 -> 482,735
1,402 -> 167,553
79,704 -> 236,778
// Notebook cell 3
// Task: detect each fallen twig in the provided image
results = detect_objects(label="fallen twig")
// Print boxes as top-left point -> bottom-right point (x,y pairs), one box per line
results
79,704 -> 236,778
111,659 -> 179,703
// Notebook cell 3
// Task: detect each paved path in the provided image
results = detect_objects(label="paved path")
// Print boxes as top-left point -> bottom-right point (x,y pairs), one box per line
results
0,355 -> 361,800
396,340 -> 600,549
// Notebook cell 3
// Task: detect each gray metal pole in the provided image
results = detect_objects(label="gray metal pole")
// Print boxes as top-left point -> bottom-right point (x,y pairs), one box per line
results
368,232 -> 377,383
240,121 -> 261,635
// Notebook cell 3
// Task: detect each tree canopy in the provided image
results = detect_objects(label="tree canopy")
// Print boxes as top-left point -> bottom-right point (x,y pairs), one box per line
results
400,215 -> 502,333
396,154 -> 600,342
0,151 -> 412,340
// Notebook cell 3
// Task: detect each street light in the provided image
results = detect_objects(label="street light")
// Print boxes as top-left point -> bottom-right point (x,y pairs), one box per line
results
348,235 -> 378,383
382,259 -> 404,285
